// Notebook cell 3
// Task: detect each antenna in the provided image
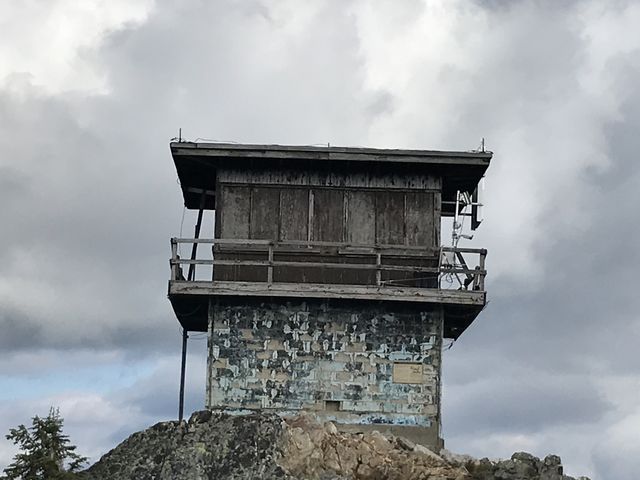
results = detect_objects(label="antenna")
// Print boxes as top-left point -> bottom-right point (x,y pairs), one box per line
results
452,190 -> 478,245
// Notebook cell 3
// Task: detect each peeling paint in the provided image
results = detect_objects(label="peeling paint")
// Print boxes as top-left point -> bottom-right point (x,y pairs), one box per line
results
206,299 -> 443,434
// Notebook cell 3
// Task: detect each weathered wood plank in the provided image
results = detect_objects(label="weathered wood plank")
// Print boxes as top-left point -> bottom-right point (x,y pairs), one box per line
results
176,238 -> 272,245
209,259 -> 443,273
312,189 -> 344,242
168,280 -> 486,305
174,237 -> 474,253
250,187 -> 280,240
405,192 -> 436,247
346,191 -> 376,245
172,143 -> 492,165
441,246 -> 487,254
376,191 -> 405,245
170,239 -> 178,280
219,186 -> 250,238
218,170 -> 441,190
280,189 -> 309,241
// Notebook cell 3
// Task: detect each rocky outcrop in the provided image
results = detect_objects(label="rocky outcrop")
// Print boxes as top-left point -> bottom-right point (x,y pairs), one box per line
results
79,411 -> 590,480
79,411 -> 288,480
442,450 -> 591,480
280,415 -> 467,479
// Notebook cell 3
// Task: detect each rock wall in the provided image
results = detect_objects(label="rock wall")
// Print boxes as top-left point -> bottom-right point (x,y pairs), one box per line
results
208,299 -> 442,435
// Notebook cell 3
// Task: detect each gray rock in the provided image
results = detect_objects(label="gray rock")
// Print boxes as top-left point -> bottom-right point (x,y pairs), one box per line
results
540,454 -> 563,479
76,410 -> 591,480
395,435 -> 415,451
78,411 -> 290,480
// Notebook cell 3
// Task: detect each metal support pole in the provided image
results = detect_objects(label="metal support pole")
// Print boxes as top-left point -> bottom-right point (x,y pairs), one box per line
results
187,192 -> 207,281
178,328 -> 188,422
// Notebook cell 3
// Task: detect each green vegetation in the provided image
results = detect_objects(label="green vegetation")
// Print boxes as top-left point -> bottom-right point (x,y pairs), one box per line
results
2,408 -> 87,480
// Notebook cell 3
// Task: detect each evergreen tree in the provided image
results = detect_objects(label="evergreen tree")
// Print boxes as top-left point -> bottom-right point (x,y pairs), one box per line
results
2,408 -> 87,480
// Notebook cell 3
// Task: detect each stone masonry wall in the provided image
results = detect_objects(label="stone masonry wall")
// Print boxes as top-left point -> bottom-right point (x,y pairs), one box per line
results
207,298 -> 443,430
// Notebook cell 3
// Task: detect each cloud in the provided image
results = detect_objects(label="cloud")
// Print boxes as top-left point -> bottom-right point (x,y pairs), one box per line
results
444,372 -> 610,435
0,0 -> 385,353
0,348 -> 206,468
0,0 -> 154,94
592,409 -> 640,479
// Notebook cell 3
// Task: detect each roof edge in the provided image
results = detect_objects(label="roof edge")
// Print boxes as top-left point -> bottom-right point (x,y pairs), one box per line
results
170,141 -> 493,161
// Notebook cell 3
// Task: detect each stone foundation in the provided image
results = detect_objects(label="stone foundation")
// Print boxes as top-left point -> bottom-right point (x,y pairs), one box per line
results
206,298 -> 443,445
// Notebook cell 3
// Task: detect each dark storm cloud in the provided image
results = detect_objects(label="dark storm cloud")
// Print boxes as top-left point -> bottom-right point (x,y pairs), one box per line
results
0,305 -> 179,354
444,372 -> 610,435
0,308 -> 42,351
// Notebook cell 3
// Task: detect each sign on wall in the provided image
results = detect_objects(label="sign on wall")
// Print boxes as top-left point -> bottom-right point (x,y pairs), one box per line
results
392,362 -> 424,384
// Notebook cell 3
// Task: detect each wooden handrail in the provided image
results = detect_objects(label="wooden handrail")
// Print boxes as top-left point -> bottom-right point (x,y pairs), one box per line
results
169,238 -> 487,291
170,257 -> 485,275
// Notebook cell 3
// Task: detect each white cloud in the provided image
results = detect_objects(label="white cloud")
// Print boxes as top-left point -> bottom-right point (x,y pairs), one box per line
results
594,409 -> 640,479
0,0 -> 154,93
349,0 -> 640,286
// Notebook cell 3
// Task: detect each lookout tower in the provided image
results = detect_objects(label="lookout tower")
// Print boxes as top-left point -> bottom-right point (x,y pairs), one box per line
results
168,142 -> 490,448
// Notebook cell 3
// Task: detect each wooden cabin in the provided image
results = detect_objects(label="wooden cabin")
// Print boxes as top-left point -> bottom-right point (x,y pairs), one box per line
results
168,142 -> 491,449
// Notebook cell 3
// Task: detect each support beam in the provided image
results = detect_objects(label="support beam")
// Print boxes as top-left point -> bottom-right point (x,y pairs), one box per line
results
178,328 -> 188,422
187,192 -> 206,281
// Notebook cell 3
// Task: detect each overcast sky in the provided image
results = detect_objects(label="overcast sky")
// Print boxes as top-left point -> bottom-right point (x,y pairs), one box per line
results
1,0 -> 639,478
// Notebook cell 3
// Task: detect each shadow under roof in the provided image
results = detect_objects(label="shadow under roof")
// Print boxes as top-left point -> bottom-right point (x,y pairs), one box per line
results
170,142 -> 492,210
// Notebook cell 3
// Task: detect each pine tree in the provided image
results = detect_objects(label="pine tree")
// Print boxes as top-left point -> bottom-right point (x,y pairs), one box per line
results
2,407 -> 87,480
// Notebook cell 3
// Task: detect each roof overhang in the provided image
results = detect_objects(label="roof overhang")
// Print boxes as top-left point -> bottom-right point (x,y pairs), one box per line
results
170,142 -> 492,211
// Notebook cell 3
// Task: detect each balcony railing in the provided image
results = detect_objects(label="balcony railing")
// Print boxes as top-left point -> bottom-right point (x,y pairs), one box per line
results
169,238 -> 486,292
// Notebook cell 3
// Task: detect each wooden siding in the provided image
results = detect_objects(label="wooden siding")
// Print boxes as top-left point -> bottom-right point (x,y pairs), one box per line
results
215,171 -> 441,284
249,187 -> 279,240
219,186 -> 250,238
346,191 -> 376,245
218,169 -> 441,190
279,189 -> 309,241
376,191 -> 405,245
218,185 -> 439,247
312,189 -> 345,242
406,192 -> 435,246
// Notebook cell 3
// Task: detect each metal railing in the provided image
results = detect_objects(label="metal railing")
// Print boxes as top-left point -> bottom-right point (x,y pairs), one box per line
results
169,238 -> 486,291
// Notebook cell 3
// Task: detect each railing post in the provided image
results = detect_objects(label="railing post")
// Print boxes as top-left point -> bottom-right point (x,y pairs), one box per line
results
170,238 -> 178,281
267,243 -> 274,284
437,247 -> 443,289
473,266 -> 481,290
211,239 -> 216,282
376,251 -> 382,286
